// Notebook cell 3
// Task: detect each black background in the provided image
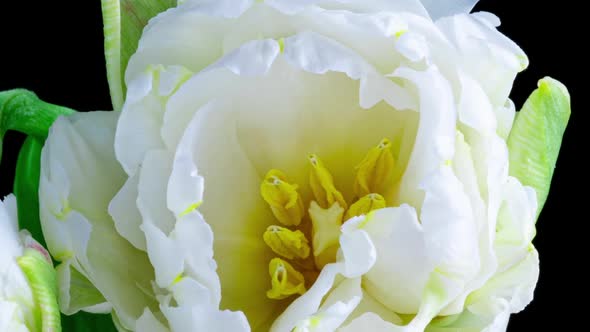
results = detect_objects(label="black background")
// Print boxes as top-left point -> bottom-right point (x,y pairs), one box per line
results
0,1 -> 584,330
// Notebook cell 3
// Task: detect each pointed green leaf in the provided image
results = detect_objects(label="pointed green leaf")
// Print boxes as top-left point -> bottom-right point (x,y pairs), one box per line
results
508,77 -> 571,218
101,0 -> 176,111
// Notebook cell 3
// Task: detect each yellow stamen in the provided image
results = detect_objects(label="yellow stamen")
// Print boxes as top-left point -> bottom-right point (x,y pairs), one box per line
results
308,201 -> 344,268
344,193 -> 386,221
354,138 -> 395,197
267,258 -> 306,300
263,225 -> 311,260
308,154 -> 347,210
261,169 -> 305,226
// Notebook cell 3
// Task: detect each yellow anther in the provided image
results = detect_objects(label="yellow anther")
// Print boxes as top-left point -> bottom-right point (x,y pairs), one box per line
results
344,193 -> 386,221
263,225 -> 311,260
354,138 -> 395,197
267,258 -> 306,300
308,154 -> 347,210
308,201 -> 344,268
261,169 -> 305,226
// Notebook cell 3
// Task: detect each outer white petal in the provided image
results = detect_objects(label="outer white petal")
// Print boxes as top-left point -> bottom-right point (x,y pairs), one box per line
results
266,0 -> 428,17
436,13 -> 528,107
420,0 -> 478,20
179,0 -> 254,18
40,112 -> 156,328
0,195 -> 35,331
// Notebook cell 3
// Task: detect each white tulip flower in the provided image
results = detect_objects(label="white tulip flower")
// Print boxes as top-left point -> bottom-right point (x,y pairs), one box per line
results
1,195 -> 60,332
40,1 -> 570,331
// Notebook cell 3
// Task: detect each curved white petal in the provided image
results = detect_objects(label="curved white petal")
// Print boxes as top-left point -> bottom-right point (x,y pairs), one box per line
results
0,195 -> 35,331
395,66 -> 456,209
40,112 -> 157,329
436,13 -> 527,107
109,173 -> 146,251
420,0 -> 478,20
293,277 -> 362,332
116,65 -> 192,175
160,278 -> 250,331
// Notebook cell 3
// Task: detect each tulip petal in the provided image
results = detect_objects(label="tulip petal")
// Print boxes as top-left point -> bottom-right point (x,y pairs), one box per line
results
420,0 -> 478,20
40,112 -> 157,329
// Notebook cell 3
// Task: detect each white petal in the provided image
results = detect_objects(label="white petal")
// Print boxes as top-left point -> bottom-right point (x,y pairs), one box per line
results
209,38 -> 280,77
136,308 -> 169,332
420,0 -> 478,20
457,71 -> 496,136
469,248 -> 539,315
116,65 -> 192,175
395,31 -> 429,62
272,263 -> 344,332
172,212 -> 221,303
294,277 -> 362,332
354,206 -> 427,314
340,312 -> 399,332
284,31 -> 416,110
494,178 -> 537,268
126,7 -> 228,83
180,0 -> 254,18
394,65 -> 456,210
494,99 -> 516,140
137,150 -> 176,235
109,173 -> 146,250
0,301 -> 29,332
142,222 -> 184,289
340,228 -> 376,278
160,279 -> 250,332
166,100 -> 279,329
0,195 -> 23,268
436,14 -> 527,107
40,112 -> 157,329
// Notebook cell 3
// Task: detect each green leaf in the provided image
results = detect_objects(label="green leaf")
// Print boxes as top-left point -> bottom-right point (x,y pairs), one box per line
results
508,77 -> 571,218
17,248 -> 61,332
0,89 -> 74,164
101,0 -> 177,111
14,136 -> 44,246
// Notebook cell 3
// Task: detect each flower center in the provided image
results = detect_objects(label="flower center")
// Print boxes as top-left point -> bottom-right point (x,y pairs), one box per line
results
260,138 -> 394,300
